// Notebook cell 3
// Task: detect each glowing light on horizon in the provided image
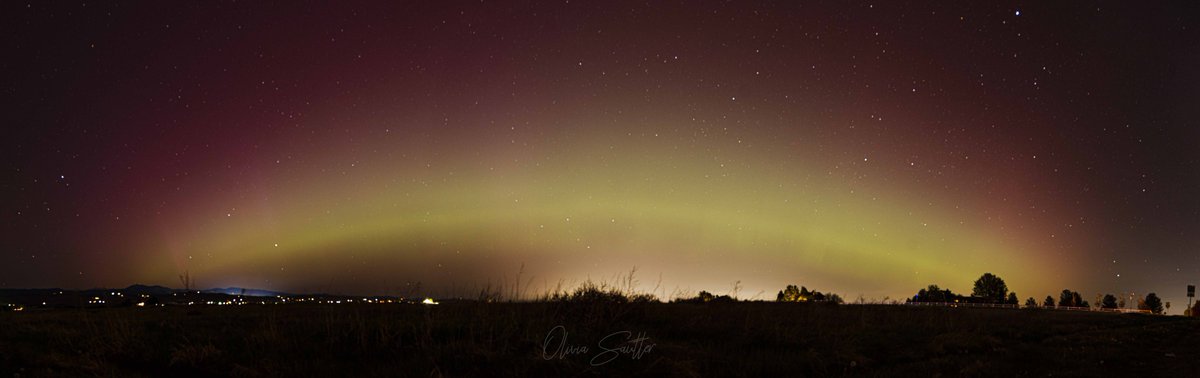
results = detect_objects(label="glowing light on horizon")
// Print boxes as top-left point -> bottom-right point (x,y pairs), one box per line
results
8,2 -> 1190,309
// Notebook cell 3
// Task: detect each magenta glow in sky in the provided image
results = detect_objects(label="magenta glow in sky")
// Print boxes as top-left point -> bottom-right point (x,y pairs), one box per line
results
3,2 -> 1198,308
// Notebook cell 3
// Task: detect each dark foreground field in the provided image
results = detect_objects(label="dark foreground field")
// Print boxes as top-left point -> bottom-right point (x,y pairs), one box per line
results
1,303 -> 1198,377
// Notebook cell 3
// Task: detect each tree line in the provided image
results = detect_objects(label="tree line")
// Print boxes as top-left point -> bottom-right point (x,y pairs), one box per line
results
775,284 -> 844,304
906,272 -> 1172,315
675,272 -> 1189,316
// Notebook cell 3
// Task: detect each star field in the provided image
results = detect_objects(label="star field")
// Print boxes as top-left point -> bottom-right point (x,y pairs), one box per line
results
2,1 -> 1198,310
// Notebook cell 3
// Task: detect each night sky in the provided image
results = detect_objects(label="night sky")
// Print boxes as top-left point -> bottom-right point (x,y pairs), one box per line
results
3,2 -> 1198,310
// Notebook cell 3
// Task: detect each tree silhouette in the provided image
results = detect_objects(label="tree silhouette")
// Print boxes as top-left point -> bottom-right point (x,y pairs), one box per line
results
911,284 -> 962,303
927,285 -> 943,302
926,284 -> 948,302
1059,290 -> 1074,307
1141,293 -> 1164,314
1072,292 -> 1087,308
828,293 -> 845,304
1025,297 -> 1037,308
972,273 -> 1008,303
810,290 -> 827,302
179,271 -> 193,291
777,284 -> 837,303
1101,294 -> 1118,309
777,285 -> 801,302
1043,296 -> 1055,307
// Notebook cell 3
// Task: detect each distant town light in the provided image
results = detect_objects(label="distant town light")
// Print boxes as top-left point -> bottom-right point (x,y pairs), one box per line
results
422,298 -> 439,305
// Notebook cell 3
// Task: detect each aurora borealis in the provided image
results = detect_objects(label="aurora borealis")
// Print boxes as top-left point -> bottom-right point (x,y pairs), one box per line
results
3,2 -> 1198,309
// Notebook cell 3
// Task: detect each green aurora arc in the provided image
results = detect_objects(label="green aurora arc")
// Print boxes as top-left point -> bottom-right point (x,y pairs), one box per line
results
19,1 -> 1196,305
139,118 -> 1071,299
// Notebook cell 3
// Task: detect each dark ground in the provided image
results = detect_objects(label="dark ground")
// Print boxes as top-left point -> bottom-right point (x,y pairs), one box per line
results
1,303 -> 1197,377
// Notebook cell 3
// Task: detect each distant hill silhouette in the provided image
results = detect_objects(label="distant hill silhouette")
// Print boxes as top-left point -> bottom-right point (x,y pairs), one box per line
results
0,285 -> 288,298
0,288 -> 64,296
202,287 -> 288,297
123,284 -> 175,296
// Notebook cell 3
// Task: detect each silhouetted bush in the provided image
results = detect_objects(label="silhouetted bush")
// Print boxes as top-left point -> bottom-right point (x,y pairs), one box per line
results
1101,294 -> 1118,309
1140,293 -> 1164,314
678,290 -> 737,303
629,293 -> 659,303
558,281 -> 628,304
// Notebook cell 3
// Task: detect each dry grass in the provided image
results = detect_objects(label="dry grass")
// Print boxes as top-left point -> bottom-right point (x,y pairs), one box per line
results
1,273 -> 1197,376
1,301 -> 1199,377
